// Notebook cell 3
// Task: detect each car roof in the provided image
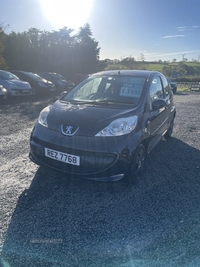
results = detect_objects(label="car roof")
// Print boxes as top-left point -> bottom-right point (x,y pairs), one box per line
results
40,72 -> 60,75
92,69 -> 161,78
10,70 -> 36,75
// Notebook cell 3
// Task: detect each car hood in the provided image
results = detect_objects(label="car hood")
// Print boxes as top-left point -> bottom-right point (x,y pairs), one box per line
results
57,79 -> 68,84
46,100 -> 137,136
1,79 -> 31,89
40,79 -> 54,85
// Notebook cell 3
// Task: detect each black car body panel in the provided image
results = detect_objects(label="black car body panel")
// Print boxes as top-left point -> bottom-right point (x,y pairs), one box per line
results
39,72 -> 74,92
29,70 -> 176,182
9,70 -> 56,95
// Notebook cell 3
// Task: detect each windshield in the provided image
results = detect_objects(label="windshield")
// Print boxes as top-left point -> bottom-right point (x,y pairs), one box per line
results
0,71 -> 19,81
52,73 -> 66,81
24,72 -> 44,81
62,75 -> 146,105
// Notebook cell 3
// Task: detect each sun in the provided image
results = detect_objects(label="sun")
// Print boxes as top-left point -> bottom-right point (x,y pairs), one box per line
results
39,0 -> 93,30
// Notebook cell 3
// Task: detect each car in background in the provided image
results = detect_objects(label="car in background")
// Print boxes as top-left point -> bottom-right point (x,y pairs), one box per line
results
0,70 -> 32,97
29,70 -> 176,184
9,71 -> 56,95
0,85 -> 8,100
39,72 -> 74,92
167,78 -> 177,93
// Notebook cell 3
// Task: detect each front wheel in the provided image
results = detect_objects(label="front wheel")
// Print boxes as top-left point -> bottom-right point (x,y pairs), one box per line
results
126,144 -> 146,184
165,118 -> 174,139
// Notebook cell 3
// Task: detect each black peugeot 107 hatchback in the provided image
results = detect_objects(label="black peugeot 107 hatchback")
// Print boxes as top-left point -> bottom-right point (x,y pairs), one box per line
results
29,70 -> 176,184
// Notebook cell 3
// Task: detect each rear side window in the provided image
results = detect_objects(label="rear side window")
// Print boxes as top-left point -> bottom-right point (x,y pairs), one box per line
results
149,76 -> 164,100
148,76 -> 164,109
162,76 -> 172,98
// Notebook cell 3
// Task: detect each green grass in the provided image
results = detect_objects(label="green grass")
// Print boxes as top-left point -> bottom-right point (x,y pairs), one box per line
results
145,63 -> 164,71
176,84 -> 200,92
177,85 -> 190,92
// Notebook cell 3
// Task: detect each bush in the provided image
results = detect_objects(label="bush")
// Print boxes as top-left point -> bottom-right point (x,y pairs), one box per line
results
176,76 -> 200,82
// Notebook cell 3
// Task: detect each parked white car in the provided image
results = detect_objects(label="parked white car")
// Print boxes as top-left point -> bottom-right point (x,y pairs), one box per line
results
0,70 -> 32,97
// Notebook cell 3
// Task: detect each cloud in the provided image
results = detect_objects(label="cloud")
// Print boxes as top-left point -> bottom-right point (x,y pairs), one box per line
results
144,50 -> 200,58
163,35 -> 185,39
177,25 -> 199,31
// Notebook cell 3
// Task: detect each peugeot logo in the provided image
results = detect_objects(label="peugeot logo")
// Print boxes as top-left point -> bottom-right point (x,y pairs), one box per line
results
61,124 -> 79,136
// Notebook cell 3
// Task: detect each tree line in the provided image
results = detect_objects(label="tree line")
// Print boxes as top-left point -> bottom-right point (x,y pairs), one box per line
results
0,23 -> 100,80
1,22 -> 200,81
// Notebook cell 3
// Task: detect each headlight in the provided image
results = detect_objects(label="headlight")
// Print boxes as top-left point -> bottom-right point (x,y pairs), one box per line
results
95,116 -> 138,137
38,106 -> 51,127
38,82 -> 47,87
0,86 -> 7,95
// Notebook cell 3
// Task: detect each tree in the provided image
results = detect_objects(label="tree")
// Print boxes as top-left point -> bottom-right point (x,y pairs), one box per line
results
73,23 -> 100,74
0,23 -> 7,69
162,65 -> 172,77
3,24 -> 100,78
178,67 -> 187,76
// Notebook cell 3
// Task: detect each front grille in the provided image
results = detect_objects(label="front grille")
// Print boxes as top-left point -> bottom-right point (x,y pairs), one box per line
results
12,89 -> 31,95
34,151 -> 117,174
31,140 -> 118,174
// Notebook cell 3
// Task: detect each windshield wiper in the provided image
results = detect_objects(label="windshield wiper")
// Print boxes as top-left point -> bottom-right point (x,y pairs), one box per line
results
97,100 -> 134,105
61,99 -> 134,105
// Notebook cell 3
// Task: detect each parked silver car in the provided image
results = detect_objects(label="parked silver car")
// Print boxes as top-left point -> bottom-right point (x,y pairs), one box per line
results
0,70 -> 32,97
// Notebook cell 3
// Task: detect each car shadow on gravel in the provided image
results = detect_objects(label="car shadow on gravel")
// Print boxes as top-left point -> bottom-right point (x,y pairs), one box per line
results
1,137 -> 200,267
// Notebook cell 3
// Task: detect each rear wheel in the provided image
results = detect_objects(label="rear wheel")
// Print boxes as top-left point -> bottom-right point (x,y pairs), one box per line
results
126,144 -> 146,184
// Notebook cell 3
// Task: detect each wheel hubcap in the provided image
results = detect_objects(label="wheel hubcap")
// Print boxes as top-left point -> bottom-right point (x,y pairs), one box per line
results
135,150 -> 145,177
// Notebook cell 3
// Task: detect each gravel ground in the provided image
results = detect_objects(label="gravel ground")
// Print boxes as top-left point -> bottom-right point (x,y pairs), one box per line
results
0,92 -> 200,267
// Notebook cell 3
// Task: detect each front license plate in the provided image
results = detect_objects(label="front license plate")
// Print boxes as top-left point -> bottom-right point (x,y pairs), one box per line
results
45,148 -> 80,166
23,89 -> 30,93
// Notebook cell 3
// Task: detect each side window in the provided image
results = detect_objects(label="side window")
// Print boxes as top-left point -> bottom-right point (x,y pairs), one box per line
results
148,76 -> 164,109
161,75 -> 172,98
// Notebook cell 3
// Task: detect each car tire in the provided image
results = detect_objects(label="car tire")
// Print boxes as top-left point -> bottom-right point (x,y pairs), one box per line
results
165,118 -> 174,139
126,144 -> 146,184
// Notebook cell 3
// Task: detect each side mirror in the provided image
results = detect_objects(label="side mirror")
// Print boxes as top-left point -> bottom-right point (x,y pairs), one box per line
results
152,99 -> 166,110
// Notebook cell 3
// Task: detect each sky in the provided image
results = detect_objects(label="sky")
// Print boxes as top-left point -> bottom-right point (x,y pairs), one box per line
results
1,0 -> 200,62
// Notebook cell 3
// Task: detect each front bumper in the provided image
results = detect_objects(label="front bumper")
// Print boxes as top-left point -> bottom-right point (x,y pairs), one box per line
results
29,123 -> 141,181
9,88 -> 32,96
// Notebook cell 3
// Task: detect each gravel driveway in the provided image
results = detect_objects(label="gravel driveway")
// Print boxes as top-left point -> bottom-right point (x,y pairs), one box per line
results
0,92 -> 200,267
